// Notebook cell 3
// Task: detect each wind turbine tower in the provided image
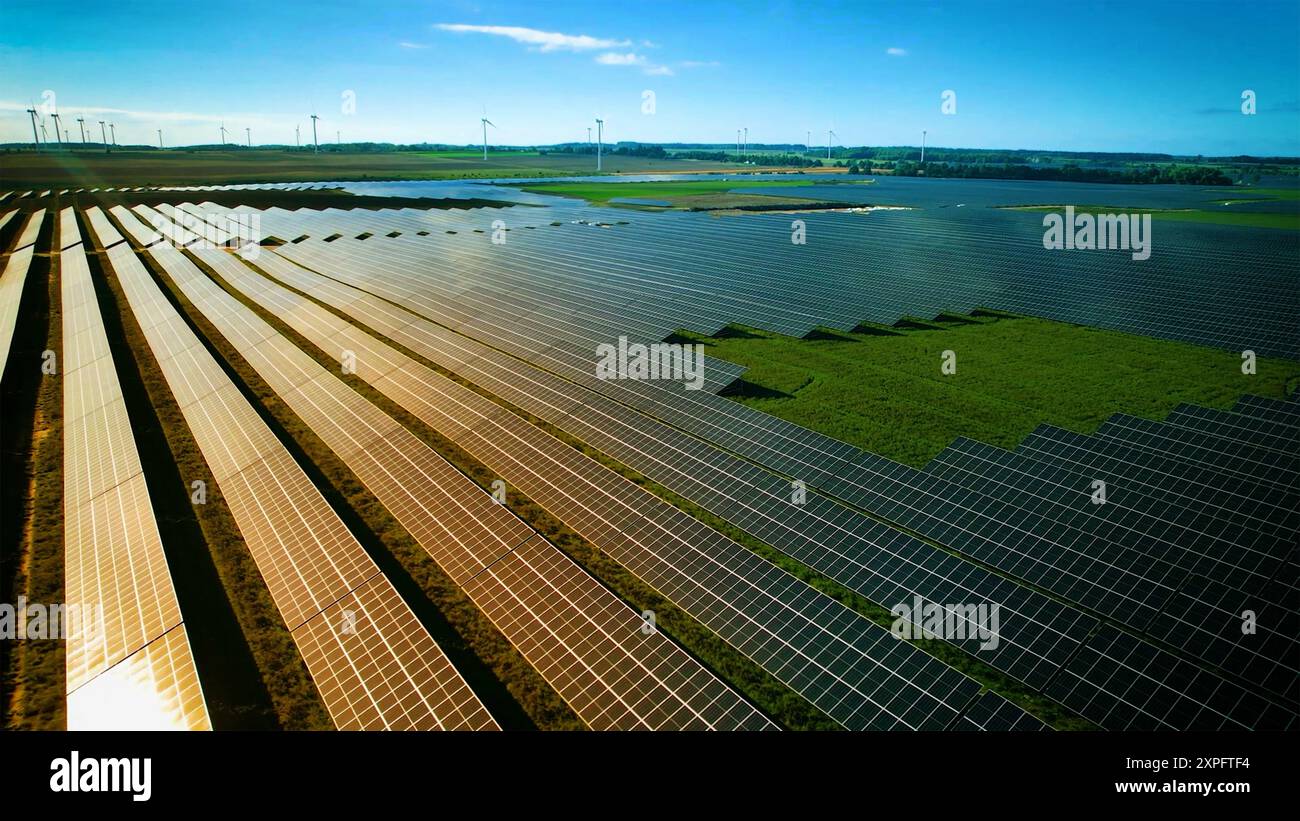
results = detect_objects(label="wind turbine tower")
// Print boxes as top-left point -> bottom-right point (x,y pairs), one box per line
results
98,120 -> 107,152
77,116 -> 86,144
480,115 -> 495,160
158,129 -> 164,149
51,111 -> 63,145
25,108 -> 39,149
109,123 -> 116,146
921,130 -> 926,164
246,127 -> 251,147
311,113 -> 319,154
743,127 -> 748,159
827,129 -> 835,160
595,118 -> 604,171
219,121 -> 228,146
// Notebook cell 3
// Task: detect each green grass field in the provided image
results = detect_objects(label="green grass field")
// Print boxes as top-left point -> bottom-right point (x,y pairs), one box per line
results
674,314 -> 1298,468
0,148 -> 766,189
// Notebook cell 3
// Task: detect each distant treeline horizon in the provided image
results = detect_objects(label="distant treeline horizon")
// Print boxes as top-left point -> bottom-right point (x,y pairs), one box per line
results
2,140 -> 1298,164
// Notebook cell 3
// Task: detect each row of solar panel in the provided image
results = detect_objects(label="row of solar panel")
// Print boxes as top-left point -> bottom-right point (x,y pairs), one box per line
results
255,216 -> 1297,729
138,203 -> 774,730
258,229 -> 1096,690
58,207 -> 211,729
197,235 -> 1017,731
89,205 -> 499,730
269,226 -> 1297,682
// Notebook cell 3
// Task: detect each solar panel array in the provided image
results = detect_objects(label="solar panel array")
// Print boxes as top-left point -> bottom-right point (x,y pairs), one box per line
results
249,229 -> 1095,691
59,207 -> 211,730
239,205 -> 1297,730
137,204 -> 774,730
91,205 -> 498,730
217,242 -> 1009,731
0,210 -> 45,382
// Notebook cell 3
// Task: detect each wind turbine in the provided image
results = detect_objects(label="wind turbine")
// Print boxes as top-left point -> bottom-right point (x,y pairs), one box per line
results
25,108 -> 39,149
158,129 -> 164,149
743,127 -> 748,159
310,113 -> 319,154
736,129 -> 740,155
595,117 -> 604,171
586,126 -> 591,144
51,110 -> 63,145
827,129 -> 835,160
77,116 -> 86,144
219,121 -> 228,146
98,120 -> 107,152
920,130 -> 926,164
480,115 -> 496,160
246,126 -> 251,147
39,118 -> 48,144
336,130 -> 340,145
806,130 -> 811,151
295,123 -> 300,148
109,122 -> 116,146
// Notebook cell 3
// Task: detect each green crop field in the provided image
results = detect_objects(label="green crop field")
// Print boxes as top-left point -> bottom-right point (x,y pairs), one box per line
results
0,148 -> 765,189
674,314 -> 1299,468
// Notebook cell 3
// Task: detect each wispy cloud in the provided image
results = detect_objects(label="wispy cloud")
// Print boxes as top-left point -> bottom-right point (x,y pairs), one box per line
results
399,41 -> 428,49
886,47 -> 908,56
679,60 -> 721,69
595,51 -> 673,76
435,23 -> 629,52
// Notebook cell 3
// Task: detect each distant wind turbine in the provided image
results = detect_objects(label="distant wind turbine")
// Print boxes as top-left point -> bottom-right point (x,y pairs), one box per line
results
158,129 -> 163,149
39,118 -> 48,144
310,113 -> 319,154
827,129 -> 835,160
109,122 -> 116,146
480,115 -> 495,160
920,130 -> 926,164
743,127 -> 748,159
595,117 -> 604,171
295,123 -> 300,148
246,127 -> 251,147
25,108 -> 39,149
77,116 -> 86,144
51,111 -> 63,145
98,120 -> 107,152
219,121 -> 228,146
587,126 -> 591,144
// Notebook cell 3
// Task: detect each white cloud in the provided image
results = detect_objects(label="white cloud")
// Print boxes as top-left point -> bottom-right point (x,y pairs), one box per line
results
595,52 -> 673,76
399,41 -> 428,49
596,52 -> 643,66
886,47 -> 908,56
435,23 -> 629,52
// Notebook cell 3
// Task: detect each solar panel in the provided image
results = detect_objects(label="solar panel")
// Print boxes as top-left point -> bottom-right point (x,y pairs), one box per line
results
60,211 -> 210,730
956,692 -> 1051,731
137,206 -> 774,730
93,205 -> 500,731
251,211 -> 1297,730
0,211 -> 45,382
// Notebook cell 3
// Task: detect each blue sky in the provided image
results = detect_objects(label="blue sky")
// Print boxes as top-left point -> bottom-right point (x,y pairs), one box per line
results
2,0 -> 1297,154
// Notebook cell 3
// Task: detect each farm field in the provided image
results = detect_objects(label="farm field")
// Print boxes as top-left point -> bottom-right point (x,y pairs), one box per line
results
0,148 -> 805,189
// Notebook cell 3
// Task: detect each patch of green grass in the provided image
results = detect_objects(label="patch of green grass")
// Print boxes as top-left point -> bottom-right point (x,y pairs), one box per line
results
676,315 -> 1298,469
